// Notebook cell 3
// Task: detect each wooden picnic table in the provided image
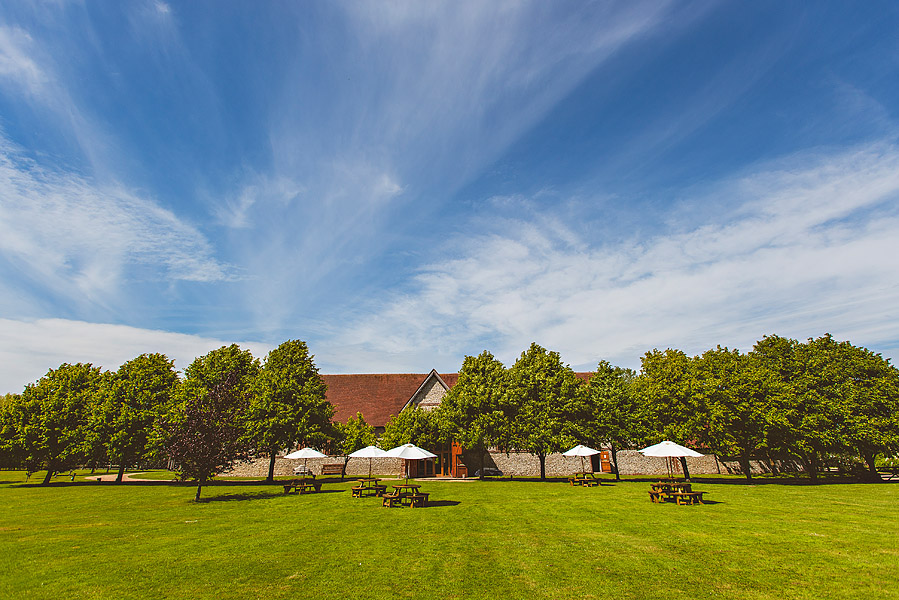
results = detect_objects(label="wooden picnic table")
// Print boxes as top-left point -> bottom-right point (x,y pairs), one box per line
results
651,481 -> 691,493
351,478 -> 386,498
568,472 -> 601,487
283,478 -> 322,494
382,484 -> 428,508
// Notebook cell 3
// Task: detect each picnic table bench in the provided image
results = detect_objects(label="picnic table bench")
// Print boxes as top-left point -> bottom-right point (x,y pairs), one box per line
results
648,488 -> 706,505
878,466 -> 899,481
352,481 -> 387,498
282,479 -> 322,494
568,473 -> 601,487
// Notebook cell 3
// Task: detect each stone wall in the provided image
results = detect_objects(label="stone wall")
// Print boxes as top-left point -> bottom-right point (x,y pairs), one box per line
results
226,455 -> 405,478
412,377 -> 448,411
224,448 -> 788,478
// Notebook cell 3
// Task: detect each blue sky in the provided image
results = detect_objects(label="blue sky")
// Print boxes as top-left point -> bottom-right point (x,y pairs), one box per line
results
1,1 -> 898,392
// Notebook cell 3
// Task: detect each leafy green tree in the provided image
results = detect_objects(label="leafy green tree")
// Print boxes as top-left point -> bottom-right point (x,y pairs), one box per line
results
94,354 -> 178,482
506,343 -> 584,480
691,347 -> 781,480
335,412 -> 377,479
796,335 -> 899,479
437,350 -> 509,479
381,407 -> 440,450
753,335 -> 846,480
583,361 -> 640,480
634,348 -> 697,445
14,363 -> 105,484
158,345 -> 259,500
246,340 -> 334,482
837,344 -> 899,479
0,393 -> 23,469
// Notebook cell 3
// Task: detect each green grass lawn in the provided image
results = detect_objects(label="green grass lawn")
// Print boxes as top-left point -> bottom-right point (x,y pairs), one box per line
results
1,471 -> 897,600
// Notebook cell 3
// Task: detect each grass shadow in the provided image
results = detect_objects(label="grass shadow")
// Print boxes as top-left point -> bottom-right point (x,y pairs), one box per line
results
424,500 -> 461,508
197,491 -> 285,503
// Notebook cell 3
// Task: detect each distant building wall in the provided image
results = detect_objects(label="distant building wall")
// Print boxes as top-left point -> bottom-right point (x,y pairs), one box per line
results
226,447 -> 778,478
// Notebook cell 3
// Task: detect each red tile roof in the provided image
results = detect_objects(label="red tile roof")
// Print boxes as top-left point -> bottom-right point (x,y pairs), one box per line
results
322,373 -> 457,427
322,371 -> 589,427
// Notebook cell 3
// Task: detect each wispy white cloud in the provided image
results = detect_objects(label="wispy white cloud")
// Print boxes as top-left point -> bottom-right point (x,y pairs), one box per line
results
320,143 -> 899,372
237,1 -> 682,335
0,318 -> 272,394
0,135 -> 231,310
0,26 -> 47,95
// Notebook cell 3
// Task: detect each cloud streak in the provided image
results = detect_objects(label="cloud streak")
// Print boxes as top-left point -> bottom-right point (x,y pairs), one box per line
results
0,135 -> 231,313
321,143 -> 899,372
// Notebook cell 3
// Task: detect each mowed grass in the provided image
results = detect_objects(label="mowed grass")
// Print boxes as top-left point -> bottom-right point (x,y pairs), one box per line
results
1,471 -> 897,600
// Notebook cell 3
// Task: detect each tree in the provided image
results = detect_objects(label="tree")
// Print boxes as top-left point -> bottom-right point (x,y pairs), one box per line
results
0,393 -> 23,469
245,340 -> 334,482
159,345 -> 259,500
837,343 -> 899,479
162,372 -> 251,501
634,348 -> 697,445
14,363 -> 105,484
335,412 -> 377,479
94,354 -> 179,482
381,407 -> 441,450
583,361 -> 640,480
752,335 -> 845,480
796,335 -> 899,479
437,351 -> 509,479
691,347 -> 780,480
506,343 -> 584,480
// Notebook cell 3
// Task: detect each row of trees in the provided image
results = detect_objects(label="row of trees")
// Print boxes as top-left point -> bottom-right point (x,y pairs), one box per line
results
0,341 -> 342,499
2,333 -> 897,493
379,335 -> 899,481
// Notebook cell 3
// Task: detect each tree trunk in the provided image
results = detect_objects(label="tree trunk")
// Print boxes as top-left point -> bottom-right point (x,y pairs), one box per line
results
42,468 -> 54,485
115,461 -> 126,483
679,457 -> 691,481
800,452 -> 818,481
342,456 -> 350,480
610,444 -> 621,481
861,451 -> 881,482
538,454 -> 546,480
195,481 -> 203,502
739,450 -> 753,481
267,450 -> 277,483
479,447 -> 486,480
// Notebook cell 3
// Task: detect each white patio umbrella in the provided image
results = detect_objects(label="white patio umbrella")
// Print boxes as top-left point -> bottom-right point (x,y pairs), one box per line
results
283,447 -> 327,476
638,441 -> 703,478
348,445 -> 387,479
384,443 -> 437,483
562,444 -> 600,474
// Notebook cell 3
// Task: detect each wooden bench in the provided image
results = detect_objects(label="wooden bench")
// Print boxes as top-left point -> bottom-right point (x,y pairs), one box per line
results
648,490 -> 665,503
410,493 -> 430,508
320,464 -> 344,476
382,492 -> 402,508
674,491 -> 705,505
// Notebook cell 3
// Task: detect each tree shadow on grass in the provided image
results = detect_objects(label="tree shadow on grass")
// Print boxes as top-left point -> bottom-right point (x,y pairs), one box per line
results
197,491 -> 286,503
424,500 -> 461,508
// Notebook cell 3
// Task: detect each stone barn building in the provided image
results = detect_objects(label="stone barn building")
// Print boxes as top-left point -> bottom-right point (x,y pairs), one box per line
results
228,369 -> 727,478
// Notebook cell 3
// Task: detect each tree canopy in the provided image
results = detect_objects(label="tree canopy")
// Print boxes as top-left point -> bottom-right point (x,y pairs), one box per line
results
246,340 -> 334,482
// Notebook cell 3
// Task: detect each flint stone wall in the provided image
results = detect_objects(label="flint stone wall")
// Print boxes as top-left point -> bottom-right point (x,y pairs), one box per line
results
225,456 -> 405,478
223,449 -> 786,478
